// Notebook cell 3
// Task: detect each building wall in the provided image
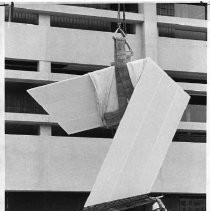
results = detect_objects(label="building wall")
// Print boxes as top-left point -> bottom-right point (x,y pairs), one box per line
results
6,135 -> 205,194
4,2 -> 207,211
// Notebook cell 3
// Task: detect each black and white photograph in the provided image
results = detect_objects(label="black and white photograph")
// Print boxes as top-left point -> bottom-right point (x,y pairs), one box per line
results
0,1 -> 208,211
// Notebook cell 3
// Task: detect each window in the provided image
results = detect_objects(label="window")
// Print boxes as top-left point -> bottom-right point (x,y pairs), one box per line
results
158,24 -> 207,41
5,82 -> 47,114
5,191 -> 89,211
157,3 -> 175,16
5,123 -> 39,135
157,3 -> 207,20
165,71 -> 207,84
173,132 -> 206,143
51,62 -> 107,75
5,58 -> 38,72
5,6 -> 38,25
181,95 -> 206,123
52,124 -> 115,138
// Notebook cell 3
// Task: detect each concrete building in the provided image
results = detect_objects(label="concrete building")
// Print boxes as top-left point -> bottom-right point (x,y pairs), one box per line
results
3,3 -> 207,211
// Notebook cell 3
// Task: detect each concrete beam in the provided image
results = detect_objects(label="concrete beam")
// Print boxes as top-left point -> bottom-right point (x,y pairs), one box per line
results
158,37 -> 207,73
178,121 -> 206,132
5,113 -> 56,125
5,135 -> 206,194
15,3 -> 144,23
142,3 -> 158,62
5,69 -> 77,83
157,15 -> 207,29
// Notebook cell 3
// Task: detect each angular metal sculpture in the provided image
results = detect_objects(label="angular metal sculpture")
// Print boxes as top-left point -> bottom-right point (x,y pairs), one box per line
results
28,58 -> 190,210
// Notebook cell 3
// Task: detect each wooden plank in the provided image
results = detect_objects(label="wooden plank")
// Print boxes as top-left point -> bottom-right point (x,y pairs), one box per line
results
84,58 -> 190,207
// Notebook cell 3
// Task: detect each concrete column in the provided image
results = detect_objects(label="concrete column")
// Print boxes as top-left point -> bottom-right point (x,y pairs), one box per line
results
39,125 -> 52,136
39,14 -> 50,26
38,60 -> 51,75
186,105 -> 191,122
141,3 -> 158,62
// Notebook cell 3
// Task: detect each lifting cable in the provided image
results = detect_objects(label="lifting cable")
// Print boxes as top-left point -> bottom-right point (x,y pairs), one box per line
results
117,3 -> 126,35
113,3 -> 133,58
123,4 -> 126,35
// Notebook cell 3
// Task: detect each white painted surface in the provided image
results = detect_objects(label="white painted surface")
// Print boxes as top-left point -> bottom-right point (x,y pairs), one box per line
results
5,135 -> 205,194
85,58 -> 190,207
158,37 -> 207,73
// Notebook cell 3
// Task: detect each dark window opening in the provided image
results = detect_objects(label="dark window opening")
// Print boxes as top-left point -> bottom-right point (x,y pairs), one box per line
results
158,25 -> 207,41
52,124 -> 116,138
5,58 -> 38,72
189,95 -> 206,105
165,71 -> 207,84
5,192 -> 205,211
5,123 -> 39,135
5,6 -> 39,25
109,4 -> 139,13
157,3 -> 175,16
51,63 -> 107,75
181,95 -> 206,123
5,82 -> 47,114
173,131 -> 206,143
5,191 -> 89,211
50,15 -> 136,34
157,3 -> 207,20
170,77 -> 207,84
62,3 -> 139,13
